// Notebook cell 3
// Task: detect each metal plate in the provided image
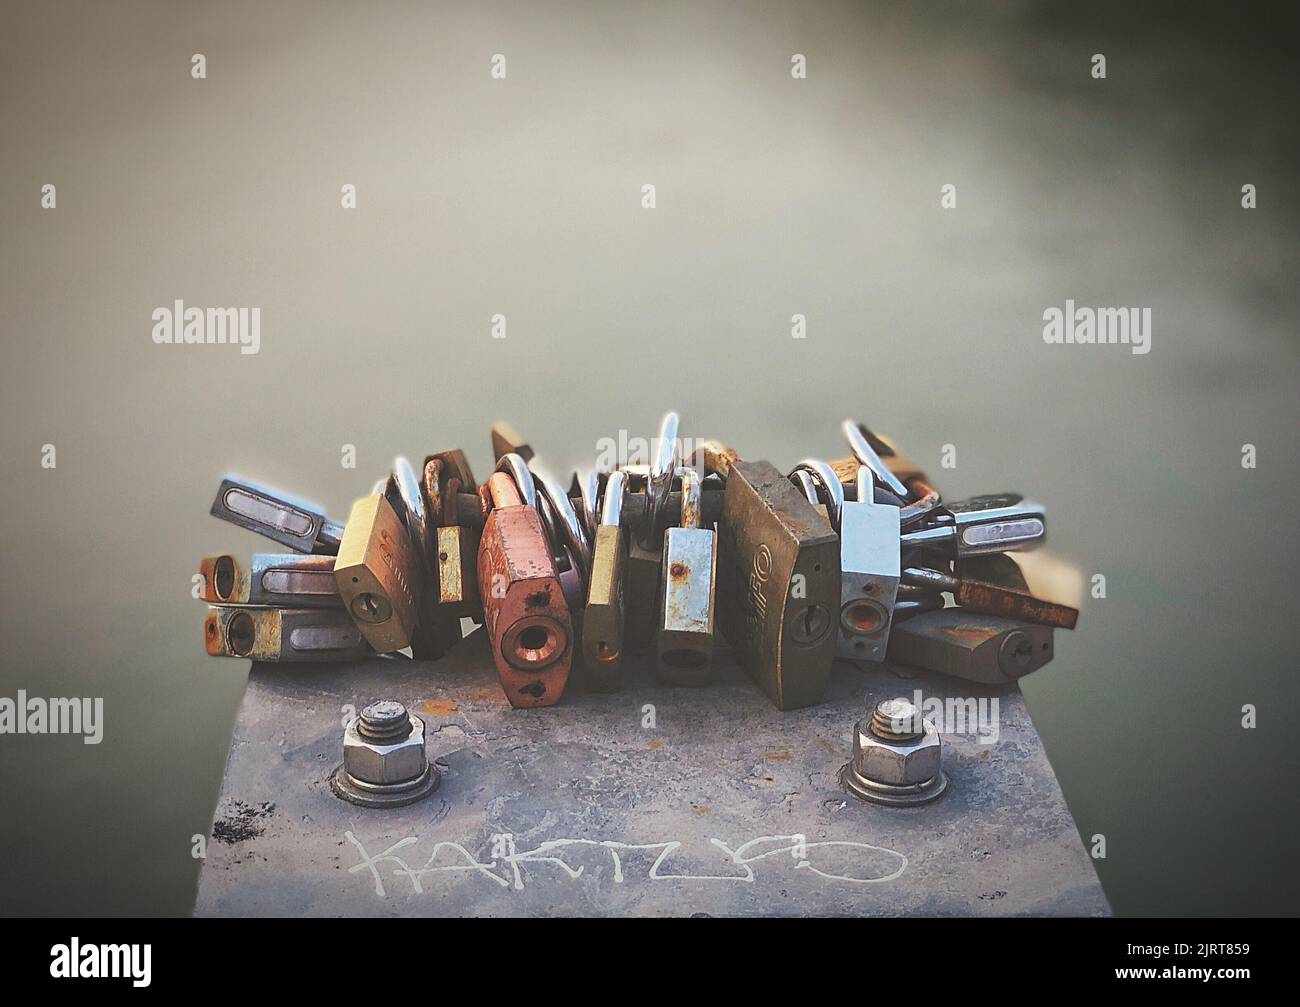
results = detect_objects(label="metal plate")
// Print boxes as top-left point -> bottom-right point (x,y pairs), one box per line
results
195,630 -> 1108,917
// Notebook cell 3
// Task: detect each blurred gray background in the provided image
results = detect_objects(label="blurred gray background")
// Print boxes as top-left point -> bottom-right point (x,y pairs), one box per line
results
1,0 -> 1297,916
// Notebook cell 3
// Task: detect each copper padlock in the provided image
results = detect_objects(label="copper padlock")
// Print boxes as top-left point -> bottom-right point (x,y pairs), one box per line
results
477,458 -> 573,708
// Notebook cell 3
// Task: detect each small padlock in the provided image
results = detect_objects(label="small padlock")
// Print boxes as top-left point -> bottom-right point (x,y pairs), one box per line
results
696,440 -> 841,711
623,412 -> 679,652
583,470 -> 628,683
655,467 -> 718,684
887,608 -> 1055,683
477,458 -> 573,708
204,605 -> 369,662
902,494 -> 1046,557
209,475 -> 345,554
420,453 -> 483,619
198,553 -> 342,607
791,461 -> 900,665
382,456 -> 464,657
333,493 -> 421,653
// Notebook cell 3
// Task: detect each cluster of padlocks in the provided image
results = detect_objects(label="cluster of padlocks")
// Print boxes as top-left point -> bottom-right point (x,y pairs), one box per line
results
199,414 -> 1077,711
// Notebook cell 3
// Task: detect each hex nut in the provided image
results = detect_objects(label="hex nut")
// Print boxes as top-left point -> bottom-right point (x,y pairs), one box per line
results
342,713 -> 428,786
853,718 -> 942,786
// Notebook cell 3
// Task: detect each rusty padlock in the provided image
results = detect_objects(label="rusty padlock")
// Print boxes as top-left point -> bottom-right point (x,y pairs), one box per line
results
477,456 -> 573,708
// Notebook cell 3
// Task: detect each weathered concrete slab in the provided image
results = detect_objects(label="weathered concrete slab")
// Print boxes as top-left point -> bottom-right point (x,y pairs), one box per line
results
195,629 -> 1108,916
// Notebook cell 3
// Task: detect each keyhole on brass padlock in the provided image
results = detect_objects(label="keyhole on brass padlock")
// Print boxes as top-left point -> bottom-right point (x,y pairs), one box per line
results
351,591 -> 392,624
789,604 -> 830,645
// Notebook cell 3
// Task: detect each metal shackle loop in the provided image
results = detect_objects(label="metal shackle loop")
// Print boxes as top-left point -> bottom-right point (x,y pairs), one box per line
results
601,470 -> 627,528
677,467 -> 702,530
641,411 -> 679,546
791,459 -> 845,532
486,471 -> 525,510
495,453 -> 537,508
842,419 -> 910,500
536,474 -> 592,586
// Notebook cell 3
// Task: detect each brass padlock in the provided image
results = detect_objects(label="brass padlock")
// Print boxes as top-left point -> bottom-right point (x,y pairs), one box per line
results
477,459 -> 573,708
333,493 -> 421,653
425,454 -> 482,619
582,470 -> 628,684
203,605 -> 369,662
697,441 -> 840,710
655,467 -> 717,683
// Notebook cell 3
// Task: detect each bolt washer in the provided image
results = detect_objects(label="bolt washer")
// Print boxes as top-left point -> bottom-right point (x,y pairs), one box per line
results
330,761 -> 439,809
839,762 -> 948,807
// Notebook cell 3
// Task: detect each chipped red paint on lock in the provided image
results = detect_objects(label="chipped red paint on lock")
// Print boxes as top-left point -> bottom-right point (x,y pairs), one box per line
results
477,473 -> 572,708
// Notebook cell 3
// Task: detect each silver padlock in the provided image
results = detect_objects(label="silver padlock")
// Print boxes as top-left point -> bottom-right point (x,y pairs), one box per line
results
199,553 -> 342,607
204,605 -> 369,662
655,466 -> 717,683
791,460 -> 900,665
901,494 -> 1046,557
210,475 -> 345,554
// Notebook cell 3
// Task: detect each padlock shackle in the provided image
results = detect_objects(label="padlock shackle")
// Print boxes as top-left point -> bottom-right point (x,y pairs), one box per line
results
536,473 -> 592,585
790,459 -> 845,531
675,467 -> 701,529
600,470 -> 626,527
688,439 -> 741,480
641,411 -> 680,546
495,453 -> 537,507
842,418 -> 911,500
486,471 -> 525,510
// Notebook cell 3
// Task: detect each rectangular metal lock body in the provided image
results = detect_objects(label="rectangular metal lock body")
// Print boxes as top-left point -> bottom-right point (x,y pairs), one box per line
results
717,460 -> 841,710
583,471 -> 628,684
423,449 -> 484,628
210,475 -> 344,554
902,494 -> 1046,557
656,469 -> 717,683
835,470 -> 901,664
382,457 -> 464,659
204,606 -> 368,662
198,553 -> 342,608
333,494 -> 421,653
436,523 -> 481,616
623,537 -> 661,652
887,609 -> 1054,683
477,472 -> 573,708
621,411 -> 680,653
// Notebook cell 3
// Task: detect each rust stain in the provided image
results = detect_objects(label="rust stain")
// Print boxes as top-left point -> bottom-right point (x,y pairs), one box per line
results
418,698 -> 458,716
669,562 -> 688,578
648,738 -> 664,750
765,750 -> 792,761
938,624 -> 1001,643
816,737 -> 839,756
692,804 -> 711,815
